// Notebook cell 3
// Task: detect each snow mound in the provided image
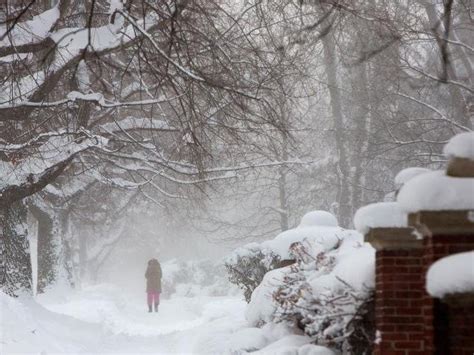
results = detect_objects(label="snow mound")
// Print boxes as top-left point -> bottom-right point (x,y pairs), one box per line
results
254,335 -> 335,354
426,251 -> 474,298
0,291 -> 101,353
397,170 -> 474,212
299,210 -> 338,227
443,132 -> 474,160
260,225 -> 352,260
246,211 -> 350,260
227,327 -> 267,352
353,202 -> 408,235
395,167 -> 431,186
247,233 -> 374,327
246,267 -> 289,325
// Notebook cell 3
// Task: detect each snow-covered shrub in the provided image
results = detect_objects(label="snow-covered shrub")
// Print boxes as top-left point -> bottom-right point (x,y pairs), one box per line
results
161,259 -> 239,298
225,245 -> 281,302
272,241 -> 375,353
225,211 -> 345,303
245,211 -> 375,353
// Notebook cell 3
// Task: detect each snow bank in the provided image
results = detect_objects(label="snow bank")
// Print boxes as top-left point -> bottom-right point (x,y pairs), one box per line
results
353,202 -> 408,235
443,132 -> 474,160
226,327 -> 268,352
397,170 -> 474,212
319,237 -> 376,292
394,167 -> 431,186
299,210 -> 338,227
226,212 -> 351,262
246,231 -> 374,326
246,267 -> 289,325
253,335 -> 313,354
0,291 -> 101,353
260,225 -> 351,260
228,320 -> 335,355
241,210 -> 375,353
426,251 -> 474,298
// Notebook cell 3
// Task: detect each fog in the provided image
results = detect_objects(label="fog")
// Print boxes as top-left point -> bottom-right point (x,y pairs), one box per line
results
2,0 -> 472,353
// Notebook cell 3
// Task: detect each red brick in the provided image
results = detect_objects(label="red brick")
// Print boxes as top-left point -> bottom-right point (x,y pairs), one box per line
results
395,291 -> 422,299
395,258 -> 422,265
394,341 -> 423,350
381,332 -> 409,341
396,307 -> 423,316
375,351 -> 404,355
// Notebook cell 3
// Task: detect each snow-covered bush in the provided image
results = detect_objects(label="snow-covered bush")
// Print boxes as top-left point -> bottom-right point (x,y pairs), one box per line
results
224,211 -> 344,302
244,211 -> 375,353
161,259 -> 239,298
225,244 -> 281,302
272,242 -> 375,353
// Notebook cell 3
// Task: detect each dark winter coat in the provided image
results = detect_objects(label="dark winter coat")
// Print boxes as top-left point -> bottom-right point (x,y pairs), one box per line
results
145,259 -> 162,292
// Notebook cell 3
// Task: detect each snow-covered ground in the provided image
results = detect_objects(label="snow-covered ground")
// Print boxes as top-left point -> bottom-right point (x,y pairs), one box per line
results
1,284 -> 249,354
2,283 -> 334,354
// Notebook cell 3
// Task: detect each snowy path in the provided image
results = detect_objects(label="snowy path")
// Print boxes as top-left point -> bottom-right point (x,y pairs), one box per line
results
2,285 -> 248,354
47,295 -> 248,353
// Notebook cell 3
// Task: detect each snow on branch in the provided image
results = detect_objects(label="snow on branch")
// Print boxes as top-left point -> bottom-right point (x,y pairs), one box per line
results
0,132 -> 108,206
98,116 -> 178,133
0,4 -> 60,49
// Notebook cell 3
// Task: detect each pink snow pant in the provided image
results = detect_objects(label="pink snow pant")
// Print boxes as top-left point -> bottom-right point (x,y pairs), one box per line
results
147,292 -> 160,306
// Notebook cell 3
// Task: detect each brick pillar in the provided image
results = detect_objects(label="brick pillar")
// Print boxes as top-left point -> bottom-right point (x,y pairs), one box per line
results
444,294 -> 474,355
365,227 -> 425,355
410,210 -> 474,354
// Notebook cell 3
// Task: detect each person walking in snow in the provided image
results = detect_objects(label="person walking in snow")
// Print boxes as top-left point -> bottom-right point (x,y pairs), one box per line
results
145,258 -> 162,313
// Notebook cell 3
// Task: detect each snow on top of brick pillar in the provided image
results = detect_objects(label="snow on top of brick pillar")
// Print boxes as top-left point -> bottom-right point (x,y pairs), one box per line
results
394,167 -> 431,186
426,251 -> 474,298
443,131 -> 474,160
397,170 -> 474,212
353,202 -> 407,235
299,210 -> 338,228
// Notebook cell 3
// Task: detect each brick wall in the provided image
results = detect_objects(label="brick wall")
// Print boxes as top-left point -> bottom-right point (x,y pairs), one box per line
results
368,212 -> 474,355
445,295 -> 474,355
422,230 -> 474,354
374,248 -> 426,355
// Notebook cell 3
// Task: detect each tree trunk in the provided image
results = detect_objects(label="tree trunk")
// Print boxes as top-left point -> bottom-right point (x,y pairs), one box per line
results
0,201 -> 32,296
321,32 -> 352,227
29,203 -> 60,293
349,61 -> 372,217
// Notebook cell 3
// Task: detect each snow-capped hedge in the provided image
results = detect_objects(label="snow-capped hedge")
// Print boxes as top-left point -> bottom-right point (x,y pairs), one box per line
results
224,246 -> 281,302
225,211 -> 357,303
229,210 -> 356,261
236,211 -> 375,353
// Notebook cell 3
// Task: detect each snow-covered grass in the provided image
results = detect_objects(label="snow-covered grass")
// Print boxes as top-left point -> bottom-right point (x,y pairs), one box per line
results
426,251 -> 474,298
